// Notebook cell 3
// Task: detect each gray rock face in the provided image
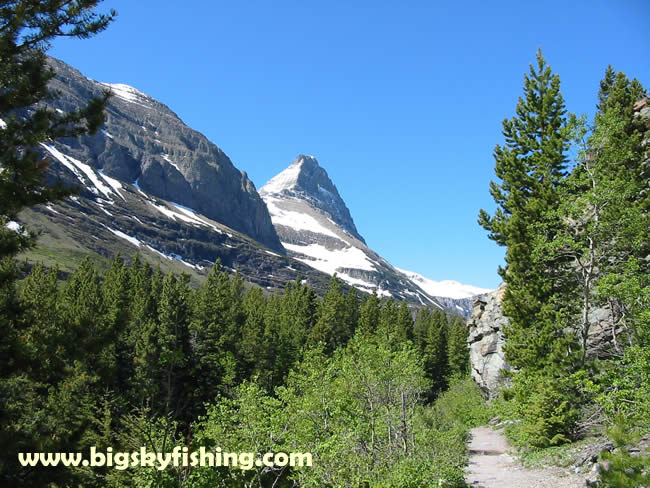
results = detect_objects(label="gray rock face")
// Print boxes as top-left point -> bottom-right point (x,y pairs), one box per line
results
46,57 -> 283,252
467,283 -> 511,397
467,283 -> 627,397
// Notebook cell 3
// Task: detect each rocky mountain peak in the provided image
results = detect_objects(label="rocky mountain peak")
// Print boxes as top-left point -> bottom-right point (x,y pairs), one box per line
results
42,56 -> 284,252
260,155 -> 365,243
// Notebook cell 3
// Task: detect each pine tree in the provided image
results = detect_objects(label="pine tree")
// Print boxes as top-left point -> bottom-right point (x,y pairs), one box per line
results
309,275 -> 350,353
377,298 -> 398,343
263,293 -> 284,385
572,71 -> 650,447
397,300 -> 414,343
100,256 -> 131,389
18,263 -> 64,381
190,262 -> 238,405
413,307 -> 432,347
155,272 -> 192,420
426,309 -> 449,394
124,257 -> 158,406
414,308 -> 449,395
376,298 -> 412,346
478,50 -> 591,446
273,279 -> 317,384
446,315 -> 469,381
240,286 -> 276,389
0,1 -> 115,260
358,292 -> 381,335
59,258 -> 107,368
478,50 -> 577,373
343,287 -> 360,338
0,8 -> 115,480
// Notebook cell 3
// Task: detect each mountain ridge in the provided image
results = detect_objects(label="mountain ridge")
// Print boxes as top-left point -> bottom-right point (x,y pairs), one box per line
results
18,57 -> 488,313
260,155 -> 490,312
46,56 -> 284,252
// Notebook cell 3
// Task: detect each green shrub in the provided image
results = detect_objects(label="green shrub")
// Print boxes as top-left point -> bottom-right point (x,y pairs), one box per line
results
598,418 -> 650,488
432,377 -> 491,429
512,373 -> 581,448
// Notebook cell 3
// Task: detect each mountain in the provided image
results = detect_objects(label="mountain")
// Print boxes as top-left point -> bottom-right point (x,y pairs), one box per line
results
18,57 -> 487,312
395,268 -> 492,315
395,269 -> 492,300
261,155 -> 365,243
260,155 -> 488,311
45,57 -> 283,252
16,57 -> 334,293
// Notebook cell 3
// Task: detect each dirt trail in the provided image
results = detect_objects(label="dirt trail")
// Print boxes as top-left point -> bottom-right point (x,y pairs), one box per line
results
465,426 -> 589,488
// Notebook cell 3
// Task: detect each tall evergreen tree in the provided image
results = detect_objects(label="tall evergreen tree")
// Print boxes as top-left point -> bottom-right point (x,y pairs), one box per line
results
414,308 -> 448,395
271,279 -> 317,385
478,50 -> 592,446
0,1 -> 115,261
190,262 -> 239,405
478,50 -> 577,373
377,298 -> 398,343
358,292 -> 381,335
17,263 -> 63,380
446,315 -> 469,381
309,276 -> 350,353
396,300 -> 414,343
0,7 -> 115,482
240,286 -> 275,389
155,273 -> 192,420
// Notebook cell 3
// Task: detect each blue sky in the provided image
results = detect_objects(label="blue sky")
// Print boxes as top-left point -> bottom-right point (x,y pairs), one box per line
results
49,0 -> 649,289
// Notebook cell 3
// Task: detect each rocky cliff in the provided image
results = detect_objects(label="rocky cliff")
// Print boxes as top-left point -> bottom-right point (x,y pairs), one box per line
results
467,283 -> 511,397
468,283 -> 627,397
46,57 -> 283,252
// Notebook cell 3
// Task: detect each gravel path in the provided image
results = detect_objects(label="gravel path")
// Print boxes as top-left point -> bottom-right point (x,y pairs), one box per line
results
465,426 -> 590,488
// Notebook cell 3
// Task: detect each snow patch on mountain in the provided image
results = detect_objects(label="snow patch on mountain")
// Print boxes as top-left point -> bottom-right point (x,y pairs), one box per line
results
161,153 -> 182,173
265,197 -> 340,239
396,268 -> 492,299
97,170 -> 126,200
283,242 -> 376,276
6,221 -> 21,232
42,143 -> 118,201
261,158 -> 303,194
99,82 -> 152,109
145,244 -> 205,270
102,225 -> 141,247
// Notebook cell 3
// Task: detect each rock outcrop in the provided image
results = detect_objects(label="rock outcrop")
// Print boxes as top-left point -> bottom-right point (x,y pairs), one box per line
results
467,283 -> 511,397
468,283 -> 628,397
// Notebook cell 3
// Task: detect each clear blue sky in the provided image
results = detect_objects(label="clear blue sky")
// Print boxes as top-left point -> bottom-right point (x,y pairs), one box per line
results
49,0 -> 649,289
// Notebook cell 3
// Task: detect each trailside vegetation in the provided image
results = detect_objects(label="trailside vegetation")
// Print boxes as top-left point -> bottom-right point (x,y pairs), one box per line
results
1,261 -> 482,487
480,51 -> 649,485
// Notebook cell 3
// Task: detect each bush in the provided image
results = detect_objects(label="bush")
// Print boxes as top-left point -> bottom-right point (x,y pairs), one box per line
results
509,373 -> 581,448
598,417 -> 650,488
432,377 -> 492,429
